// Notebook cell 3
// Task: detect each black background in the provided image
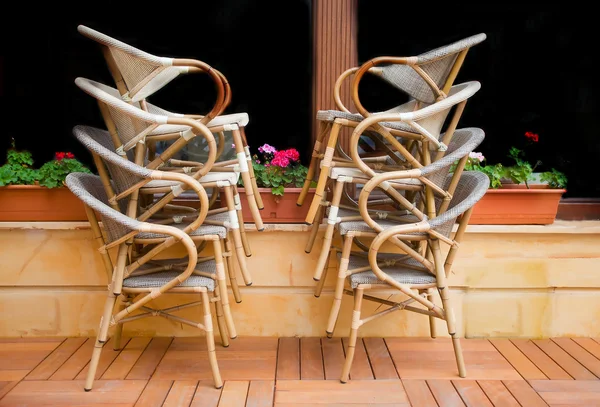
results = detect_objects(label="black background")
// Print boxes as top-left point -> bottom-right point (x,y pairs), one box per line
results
1,3 -> 598,197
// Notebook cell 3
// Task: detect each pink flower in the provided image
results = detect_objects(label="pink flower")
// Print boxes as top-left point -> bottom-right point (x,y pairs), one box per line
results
284,148 -> 300,162
469,152 -> 485,162
265,163 -> 270,167
231,143 -> 236,149
271,151 -> 290,168
255,160 -> 260,164
258,144 -> 277,154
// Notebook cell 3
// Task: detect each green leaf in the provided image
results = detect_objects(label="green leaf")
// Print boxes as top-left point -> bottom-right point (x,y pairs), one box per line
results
272,185 -> 285,196
540,168 -> 567,189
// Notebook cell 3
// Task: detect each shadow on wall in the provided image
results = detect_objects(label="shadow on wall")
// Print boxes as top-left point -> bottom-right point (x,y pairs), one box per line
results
356,3 -> 600,197
0,0 -> 312,167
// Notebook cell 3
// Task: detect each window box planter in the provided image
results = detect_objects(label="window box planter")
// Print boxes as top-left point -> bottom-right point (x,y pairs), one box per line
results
469,184 -> 566,225
0,184 -> 87,221
234,187 -> 316,224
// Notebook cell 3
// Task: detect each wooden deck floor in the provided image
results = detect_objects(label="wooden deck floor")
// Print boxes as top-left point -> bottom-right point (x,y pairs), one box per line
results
2,337 -> 600,406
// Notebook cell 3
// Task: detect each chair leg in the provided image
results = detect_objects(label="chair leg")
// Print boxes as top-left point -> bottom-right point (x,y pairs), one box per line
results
240,128 -> 264,210
304,199 -> 325,254
313,248 -> 330,298
234,187 -> 252,257
112,294 -> 128,350
341,287 -> 364,383
298,121 -> 330,206
326,236 -> 353,337
431,239 -> 466,378
224,236 -> 242,303
427,288 -> 437,339
305,121 -> 342,224
201,290 -> 223,389
85,292 -> 117,391
225,186 -> 252,285
313,179 -> 344,281
213,291 -> 229,348
213,239 -> 237,339
232,129 -> 264,231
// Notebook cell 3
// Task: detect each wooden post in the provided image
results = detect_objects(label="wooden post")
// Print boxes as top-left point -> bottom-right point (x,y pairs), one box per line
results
312,0 -> 358,153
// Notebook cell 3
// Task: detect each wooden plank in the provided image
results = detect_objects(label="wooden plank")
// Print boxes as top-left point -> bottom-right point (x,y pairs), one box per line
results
102,337 -> 151,380
511,339 -> 572,380
0,340 -> 63,372
553,338 -> 600,378
342,338 -> 373,380
363,338 -> 398,380
502,380 -> 548,407
277,338 -> 300,380
134,379 -> 173,407
0,380 -> 146,406
402,380 -> 437,407
127,337 -> 173,380
573,338 -> 600,360
72,337 -> 131,381
321,338 -> 344,380
300,338 -> 324,380
162,380 -> 198,407
155,337 -> 277,381
386,338 -> 520,380
530,380 -> 600,392
452,381 -> 493,407
428,379 -> 466,407
274,380 -> 409,405
477,380 -> 520,407
25,337 -> 87,380
533,339 -> 597,380
246,381 -> 274,407
190,381 -> 223,407
50,338 -> 95,380
217,381 -> 249,407
0,381 -> 19,401
489,338 -> 547,380
538,392 -> 600,405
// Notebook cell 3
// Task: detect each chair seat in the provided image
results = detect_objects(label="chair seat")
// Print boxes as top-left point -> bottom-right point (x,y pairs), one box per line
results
334,208 -> 421,236
142,172 -> 240,190
316,110 -> 415,133
148,112 -> 250,136
329,167 -> 422,186
344,253 -> 436,288
136,222 -> 227,239
123,269 -> 213,289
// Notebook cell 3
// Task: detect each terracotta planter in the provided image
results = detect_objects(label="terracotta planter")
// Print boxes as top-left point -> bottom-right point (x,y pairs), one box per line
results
0,185 -> 88,221
470,184 -> 566,225
234,187 -> 316,224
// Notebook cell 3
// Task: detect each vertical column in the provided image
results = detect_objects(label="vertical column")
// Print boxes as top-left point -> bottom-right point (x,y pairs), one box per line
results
312,0 -> 358,150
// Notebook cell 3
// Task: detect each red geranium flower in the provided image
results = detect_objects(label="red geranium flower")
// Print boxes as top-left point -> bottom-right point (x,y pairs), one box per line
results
55,152 -> 66,161
66,152 -> 74,159
284,148 -> 300,162
525,132 -> 539,142
271,151 -> 290,168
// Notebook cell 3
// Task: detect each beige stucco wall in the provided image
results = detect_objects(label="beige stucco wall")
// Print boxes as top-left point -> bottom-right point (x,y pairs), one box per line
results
0,221 -> 599,338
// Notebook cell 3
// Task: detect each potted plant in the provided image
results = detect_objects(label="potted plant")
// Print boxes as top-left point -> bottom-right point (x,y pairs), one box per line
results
232,144 -> 315,223
465,132 -> 567,225
0,142 -> 92,221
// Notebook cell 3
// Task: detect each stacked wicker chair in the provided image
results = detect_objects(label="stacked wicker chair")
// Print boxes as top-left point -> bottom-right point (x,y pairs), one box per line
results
66,27 -> 268,391
301,35 -> 490,382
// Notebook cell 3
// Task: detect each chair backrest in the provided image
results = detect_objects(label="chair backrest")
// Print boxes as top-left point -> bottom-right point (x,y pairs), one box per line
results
429,171 -> 489,237
73,125 -> 151,195
78,25 -> 189,102
379,33 -> 486,104
66,173 -> 139,243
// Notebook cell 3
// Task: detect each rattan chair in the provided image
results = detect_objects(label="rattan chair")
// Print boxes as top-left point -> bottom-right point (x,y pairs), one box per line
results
66,172 -> 224,391
305,81 -> 481,279
75,77 -> 254,287
311,128 -> 485,290
77,25 -> 265,228
298,34 -> 486,222
330,171 -> 489,382
73,124 -> 245,324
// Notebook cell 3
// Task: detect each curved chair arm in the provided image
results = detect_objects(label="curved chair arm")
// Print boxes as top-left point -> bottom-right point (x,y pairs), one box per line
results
351,56 -> 418,118
367,220 -> 431,289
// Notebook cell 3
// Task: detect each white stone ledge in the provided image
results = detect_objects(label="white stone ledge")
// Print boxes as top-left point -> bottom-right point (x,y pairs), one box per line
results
1,220 -> 599,234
